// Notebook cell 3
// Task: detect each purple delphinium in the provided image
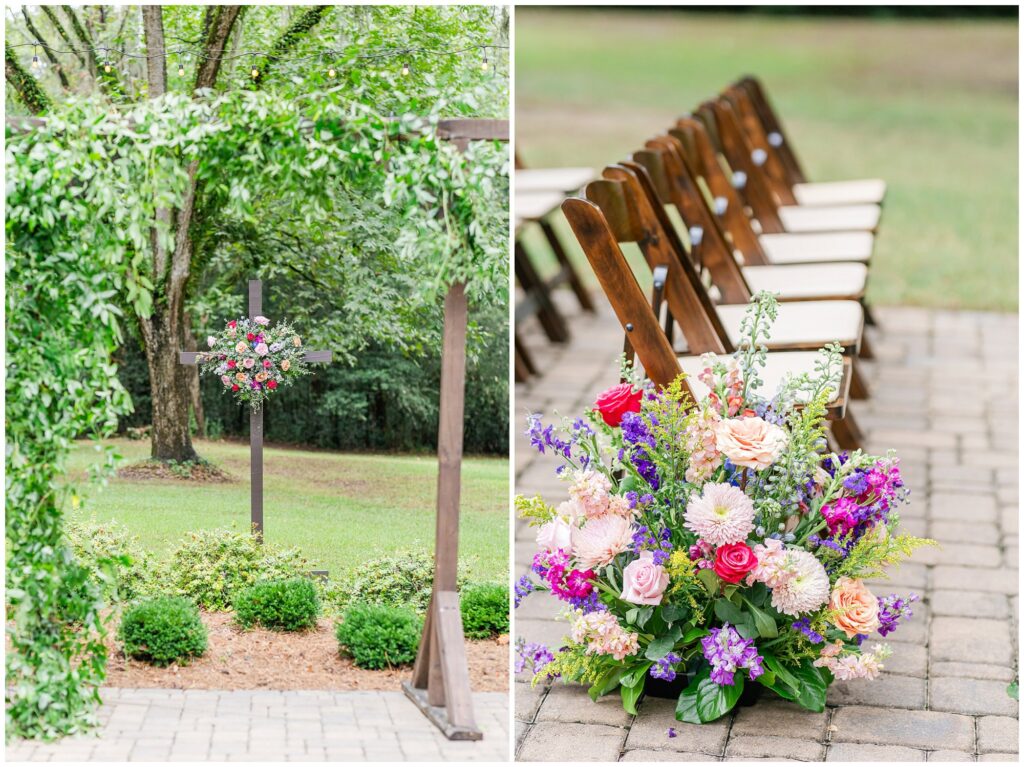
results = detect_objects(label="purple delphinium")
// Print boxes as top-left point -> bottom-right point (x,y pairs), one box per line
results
514,638 -> 556,678
792,617 -> 825,644
631,525 -> 673,566
525,413 -> 590,469
619,411 -> 660,490
701,624 -> 764,686
877,593 -> 919,637
569,591 -> 606,614
649,652 -> 682,682
514,575 -> 535,608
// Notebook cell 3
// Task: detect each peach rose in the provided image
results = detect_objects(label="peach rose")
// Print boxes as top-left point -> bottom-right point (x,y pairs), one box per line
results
281,359 -> 291,371
829,577 -> 881,638
235,341 -> 248,354
620,551 -> 669,605
713,416 -> 788,471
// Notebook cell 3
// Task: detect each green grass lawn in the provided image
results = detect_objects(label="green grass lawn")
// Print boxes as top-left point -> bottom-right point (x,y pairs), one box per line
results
67,438 -> 508,582
516,9 -> 1018,312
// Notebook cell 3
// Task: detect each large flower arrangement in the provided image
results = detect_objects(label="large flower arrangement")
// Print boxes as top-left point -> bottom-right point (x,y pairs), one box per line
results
198,316 -> 310,410
515,294 -> 933,723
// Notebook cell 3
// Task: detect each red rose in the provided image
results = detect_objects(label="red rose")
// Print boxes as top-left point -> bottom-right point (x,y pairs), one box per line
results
713,542 -> 758,584
227,320 -> 237,329
246,332 -> 255,341
594,383 -> 643,427
227,360 -> 236,369
231,384 -> 240,392
267,380 -> 278,389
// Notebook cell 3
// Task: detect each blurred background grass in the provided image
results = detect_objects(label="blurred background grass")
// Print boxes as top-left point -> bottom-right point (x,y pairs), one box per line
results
516,8 -> 1018,311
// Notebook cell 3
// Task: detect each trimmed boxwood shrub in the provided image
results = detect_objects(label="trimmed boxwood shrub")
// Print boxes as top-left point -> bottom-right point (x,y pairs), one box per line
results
460,582 -> 509,639
234,578 -> 320,631
163,528 -> 309,611
119,597 -> 208,666
335,603 -> 421,669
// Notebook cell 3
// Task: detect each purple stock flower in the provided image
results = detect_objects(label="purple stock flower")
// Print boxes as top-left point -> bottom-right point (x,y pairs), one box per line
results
877,593 -> 919,637
701,624 -> 764,686
514,638 -> 556,677
649,652 -> 682,682
514,575 -> 536,608
620,411 -> 660,490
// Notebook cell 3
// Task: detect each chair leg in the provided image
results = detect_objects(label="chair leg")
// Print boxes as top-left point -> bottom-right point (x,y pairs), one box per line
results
849,358 -> 870,400
830,409 -> 864,451
858,329 -> 875,360
515,241 -> 571,343
862,300 -> 880,328
539,219 -> 596,313
515,334 -> 537,383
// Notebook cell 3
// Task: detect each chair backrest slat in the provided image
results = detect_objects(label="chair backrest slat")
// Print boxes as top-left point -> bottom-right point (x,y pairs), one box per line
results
723,86 -> 797,205
736,75 -> 807,185
561,197 -> 691,392
695,100 -> 785,234
671,119 -> 770,266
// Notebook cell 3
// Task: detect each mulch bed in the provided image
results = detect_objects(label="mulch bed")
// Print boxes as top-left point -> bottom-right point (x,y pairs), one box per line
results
116,460 -> 234,483
104,611 -> 508,692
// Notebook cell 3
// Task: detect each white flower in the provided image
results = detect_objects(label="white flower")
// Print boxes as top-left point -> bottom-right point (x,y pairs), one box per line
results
207,336 -> 217,348
254,316 -> 270,325
683,483 -> 755,546
770,549 -> 830,616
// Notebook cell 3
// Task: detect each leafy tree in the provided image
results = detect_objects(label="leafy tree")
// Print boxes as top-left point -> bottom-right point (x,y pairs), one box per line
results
5,4 -> 507,739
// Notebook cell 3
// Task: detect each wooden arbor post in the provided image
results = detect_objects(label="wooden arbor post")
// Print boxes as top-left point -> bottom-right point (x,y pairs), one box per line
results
402,118 -> 508,741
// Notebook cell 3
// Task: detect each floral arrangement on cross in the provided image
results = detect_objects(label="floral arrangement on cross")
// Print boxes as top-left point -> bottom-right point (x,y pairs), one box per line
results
198,315 -> 309,410
515,293 -> 934,723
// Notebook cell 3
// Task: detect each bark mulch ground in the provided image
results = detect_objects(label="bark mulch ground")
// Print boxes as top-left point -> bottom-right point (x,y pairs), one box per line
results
104,611 -> 508,692
116,459 -> 234,483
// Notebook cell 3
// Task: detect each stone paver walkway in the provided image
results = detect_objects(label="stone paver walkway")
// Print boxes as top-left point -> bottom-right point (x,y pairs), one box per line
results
6,689 -> 509,762
514,298 -> 1019,762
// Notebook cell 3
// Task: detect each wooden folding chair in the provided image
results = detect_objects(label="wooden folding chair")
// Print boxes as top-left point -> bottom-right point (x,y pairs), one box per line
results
562,173 -> 862,450
734,76 -> 886,207
695,98 -> 882,235
675,116 -> 876,268
604,153 -> 870,399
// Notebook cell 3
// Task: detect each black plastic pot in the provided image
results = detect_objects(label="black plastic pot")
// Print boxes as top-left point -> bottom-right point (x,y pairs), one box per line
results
737,681 -> 764,707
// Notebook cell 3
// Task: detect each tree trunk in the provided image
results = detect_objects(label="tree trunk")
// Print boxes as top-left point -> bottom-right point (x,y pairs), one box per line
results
5,42 -> 51,114
143,316 -> 198,462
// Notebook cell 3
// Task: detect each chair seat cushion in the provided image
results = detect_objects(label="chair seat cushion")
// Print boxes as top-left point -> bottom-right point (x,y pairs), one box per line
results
515,190 -> 566,222
793,179 -> 886,206
717,300 -> 864,352
516,167 -> 594,194
778,203 -> 881,233
678,350 -> 843,405
759,231 -> 874,264
742,262 -> 868,300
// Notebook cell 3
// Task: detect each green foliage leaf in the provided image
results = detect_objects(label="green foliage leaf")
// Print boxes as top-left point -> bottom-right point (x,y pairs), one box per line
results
675,665 -> 744,724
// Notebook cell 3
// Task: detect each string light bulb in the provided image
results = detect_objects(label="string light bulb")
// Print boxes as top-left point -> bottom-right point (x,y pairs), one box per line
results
327,65 -> 336,79
177,57 -> 185,77
481,55 -> 489,72
103,60 -> 112,74
31,44 -> 41,71
250,65 -> 260,80
401,61 -> 410,76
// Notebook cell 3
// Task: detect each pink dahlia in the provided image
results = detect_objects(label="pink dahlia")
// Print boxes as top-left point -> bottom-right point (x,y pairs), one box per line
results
683,483 -> 755,546
572,515 -> 632,569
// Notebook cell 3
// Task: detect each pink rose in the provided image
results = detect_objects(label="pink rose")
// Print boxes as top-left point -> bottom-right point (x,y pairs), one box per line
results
594,383 -> 643,427
254,316 -> 270,325
255,342 -> 269,356
207,336 -> 217,348
243,358 -> 255,369
713,542 -> 758,584
220,375 -> 231,386
620,551 -> 669,605
713,416 -> 788,471
536,518 -> 572,554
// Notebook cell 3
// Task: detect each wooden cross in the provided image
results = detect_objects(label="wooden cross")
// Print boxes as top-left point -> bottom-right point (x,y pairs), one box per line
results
401,118 -> 508,742
179,279 -> 332,537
